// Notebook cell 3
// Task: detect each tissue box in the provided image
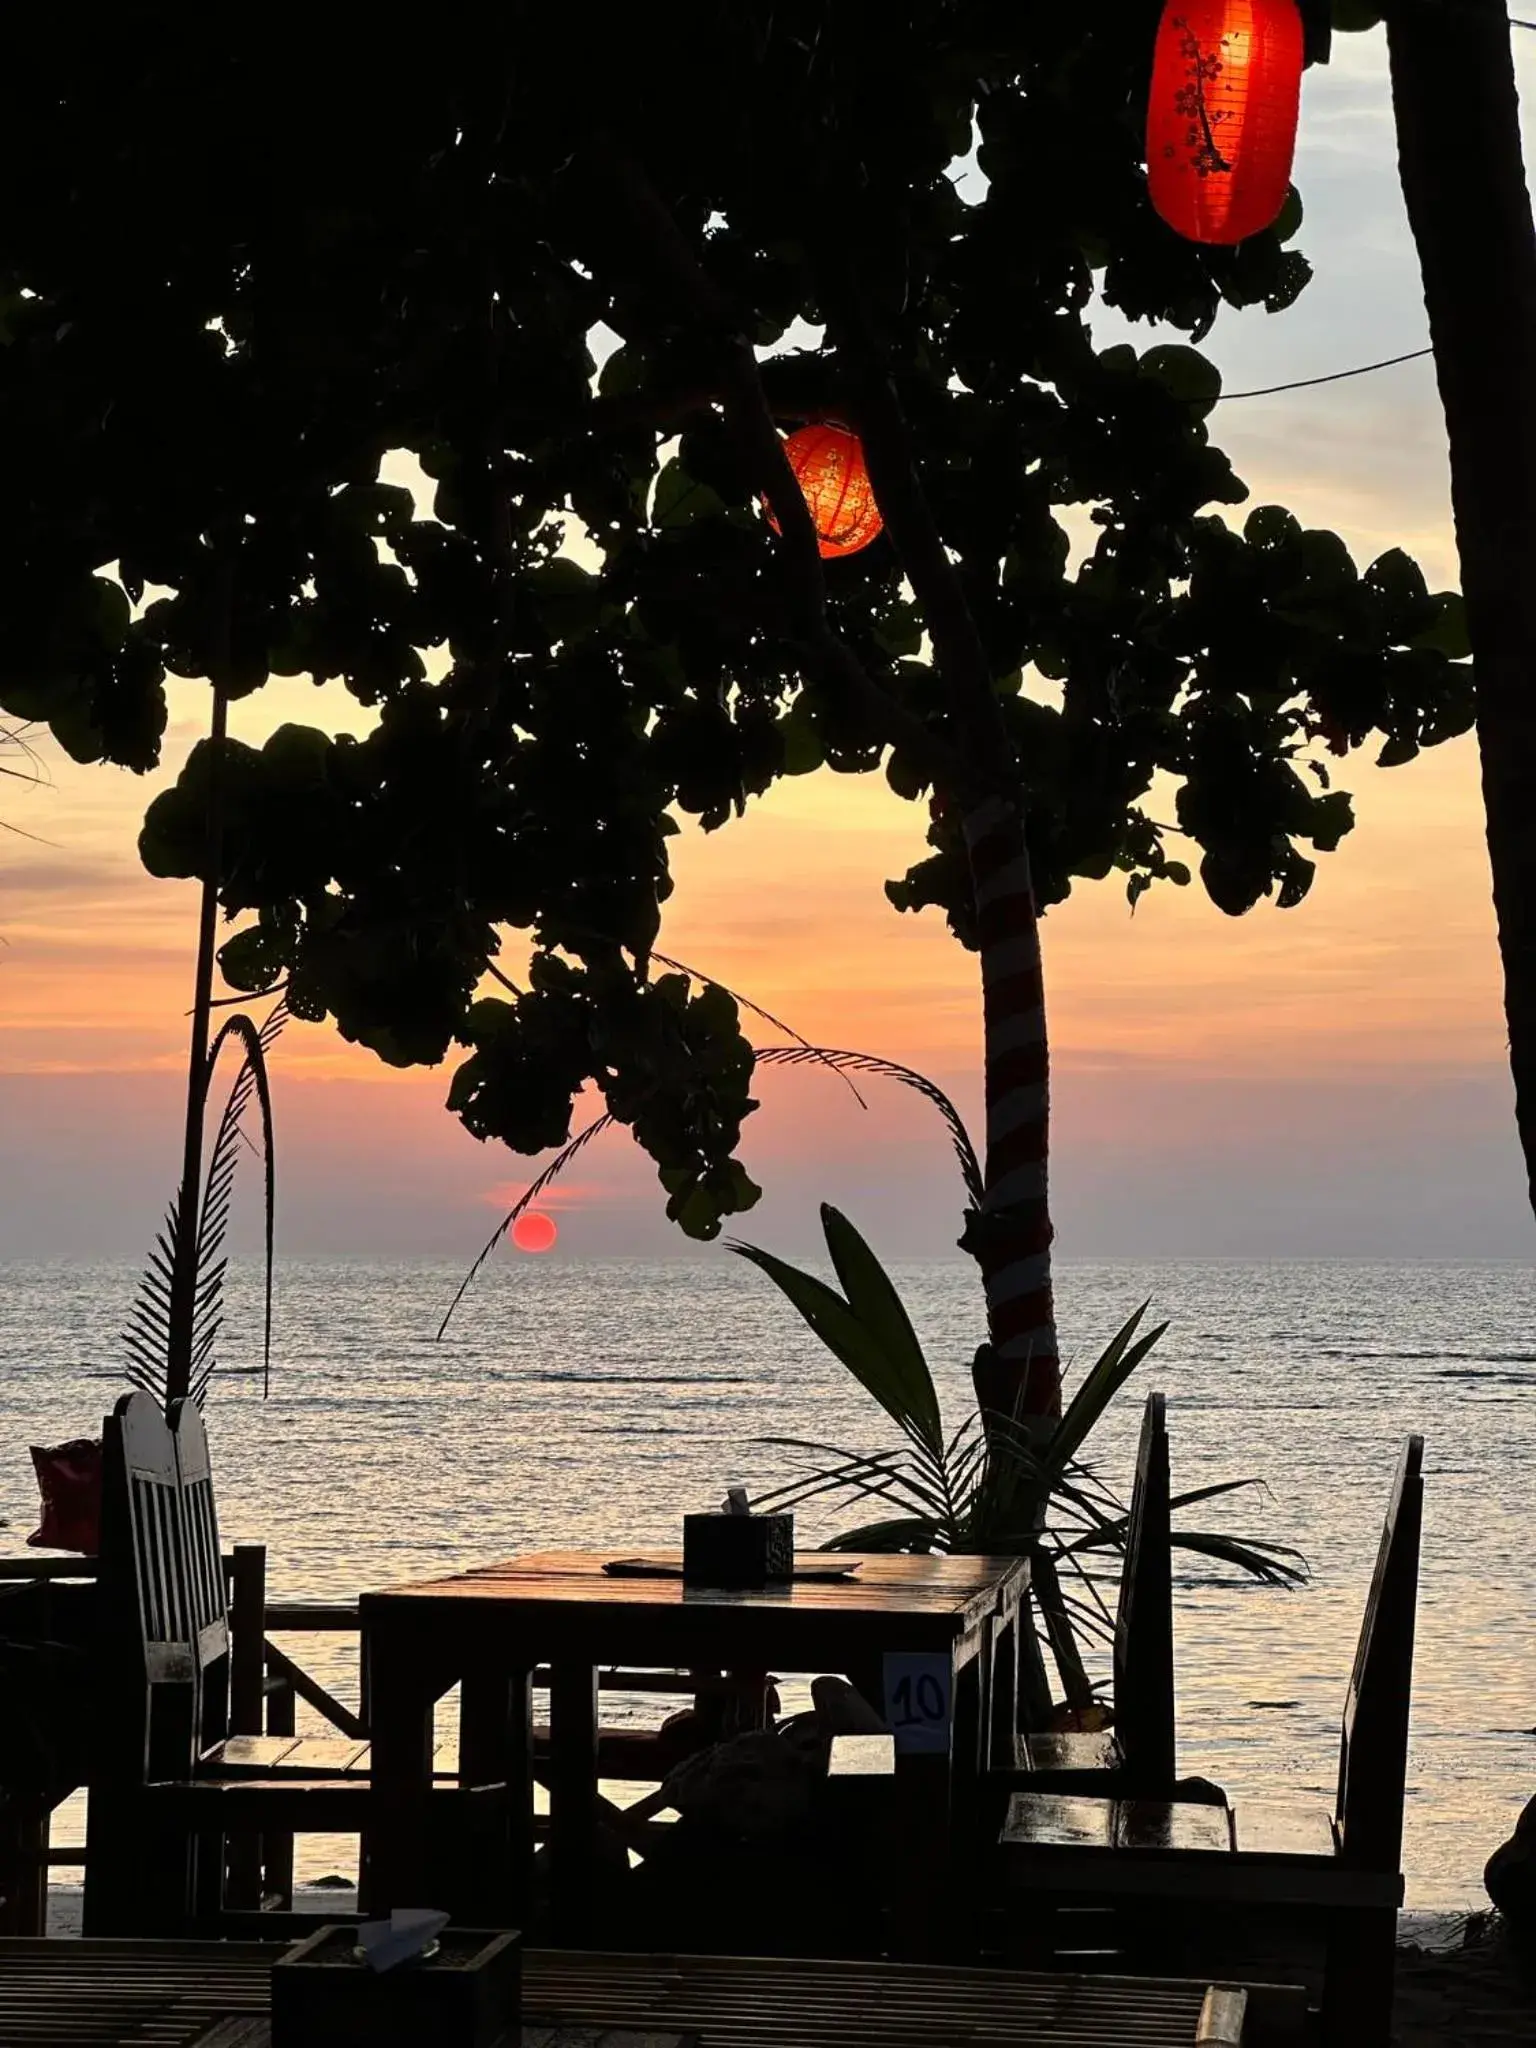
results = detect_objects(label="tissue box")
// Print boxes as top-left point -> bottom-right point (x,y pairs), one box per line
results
272,1925 -> 521,2048
682,1511 -> 793,1588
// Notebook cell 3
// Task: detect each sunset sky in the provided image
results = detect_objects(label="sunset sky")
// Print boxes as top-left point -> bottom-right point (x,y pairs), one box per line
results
2,28 -> 1532,1264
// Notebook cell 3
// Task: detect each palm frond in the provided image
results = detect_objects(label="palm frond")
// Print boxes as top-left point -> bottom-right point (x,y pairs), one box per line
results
1045,1305 -> 1169,1479
1170,1529 -> 1309,1586
544,928 -> 874,1112
730,1210 -> 946,1460
645,949 -> 869,1110
751,1438 -> 953,1525
121,997 -> 285,1409
819,1516 -> 940,1553
122,1201 -> 183,1405
196,1008 -> 281,1399
435,1108 -> 616,1340
752,1046 -> 982,1205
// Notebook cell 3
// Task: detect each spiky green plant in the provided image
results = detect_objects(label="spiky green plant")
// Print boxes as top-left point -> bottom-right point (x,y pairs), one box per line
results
733,1205 -> 1305,1671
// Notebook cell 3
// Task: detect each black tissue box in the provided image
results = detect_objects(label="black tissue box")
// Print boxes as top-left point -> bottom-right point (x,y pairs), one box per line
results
272,1925 -> 521,2048
683,1511 -> 794,1588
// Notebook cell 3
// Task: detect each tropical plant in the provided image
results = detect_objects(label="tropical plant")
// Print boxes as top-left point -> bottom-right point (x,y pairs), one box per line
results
733,1203 -> 1304,1694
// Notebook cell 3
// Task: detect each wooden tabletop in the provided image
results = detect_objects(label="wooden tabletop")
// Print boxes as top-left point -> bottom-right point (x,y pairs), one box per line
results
365,1550 -> 1024,1618
359,1550 -> 1028,1666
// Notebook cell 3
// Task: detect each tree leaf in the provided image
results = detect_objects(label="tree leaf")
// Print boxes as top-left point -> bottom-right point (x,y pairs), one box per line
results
1140,344 -> 1222,416
653,458 -> 728,529
730,1237 -> 935,1446
819,1205 -> 942,1456
1413,591 -> 1471,661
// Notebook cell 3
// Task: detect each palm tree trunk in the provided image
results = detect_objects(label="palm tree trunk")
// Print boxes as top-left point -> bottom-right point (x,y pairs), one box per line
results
1386,0 -> 1536,1230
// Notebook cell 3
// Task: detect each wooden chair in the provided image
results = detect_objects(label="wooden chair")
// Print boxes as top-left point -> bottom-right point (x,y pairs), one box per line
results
83,1392 -> 505,1935
0,1575 -> 95,1934
1016,1391 -> 1175,1793
996,1435 -> 1425,2048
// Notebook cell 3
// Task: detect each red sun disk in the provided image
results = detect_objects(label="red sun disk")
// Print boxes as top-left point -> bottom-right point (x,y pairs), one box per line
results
512,1211 -> 558,1253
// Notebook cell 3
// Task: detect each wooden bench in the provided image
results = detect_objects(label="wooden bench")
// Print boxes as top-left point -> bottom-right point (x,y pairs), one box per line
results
997,1435 -> 1425,2048
82,1392 -> 505,1936
0,1937 -> 1311,2045
1020,1391 -> 1174,1792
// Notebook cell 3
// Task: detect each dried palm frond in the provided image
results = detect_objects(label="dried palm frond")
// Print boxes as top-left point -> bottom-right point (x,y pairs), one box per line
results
0,719 -> 52,846
435,1109 -> 614,1341
123,997 -> 285,1407
437,1029 -> 983,1337
750,1046 -> 982,1205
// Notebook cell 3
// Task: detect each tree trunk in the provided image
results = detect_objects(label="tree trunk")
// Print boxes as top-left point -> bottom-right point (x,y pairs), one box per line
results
163,679 -> 228,1408
1386,0 -> 1536,1228
960,796 -> 1061,1421
840,358 -> 1063,1422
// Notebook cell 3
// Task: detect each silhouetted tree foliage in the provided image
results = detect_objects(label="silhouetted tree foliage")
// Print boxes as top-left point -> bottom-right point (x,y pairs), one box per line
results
0,10 -> 1470,1258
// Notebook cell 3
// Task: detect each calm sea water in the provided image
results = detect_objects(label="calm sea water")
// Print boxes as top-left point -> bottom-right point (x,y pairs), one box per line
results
2,1254 -> 1532,1910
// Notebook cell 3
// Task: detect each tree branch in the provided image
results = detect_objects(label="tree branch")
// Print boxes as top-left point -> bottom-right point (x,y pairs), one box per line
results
585,353 -> 846,438
824,291 -> 1017,787
586,134 -> 968,794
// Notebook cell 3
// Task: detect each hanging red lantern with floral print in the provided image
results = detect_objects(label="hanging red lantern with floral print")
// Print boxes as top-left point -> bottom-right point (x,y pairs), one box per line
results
1146,0 -> 1305,246
768,423 -> 883,559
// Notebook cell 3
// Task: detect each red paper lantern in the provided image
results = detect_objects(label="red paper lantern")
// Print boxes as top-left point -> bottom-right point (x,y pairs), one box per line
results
1146,0 -> 1304,246
769,424 -> 883,559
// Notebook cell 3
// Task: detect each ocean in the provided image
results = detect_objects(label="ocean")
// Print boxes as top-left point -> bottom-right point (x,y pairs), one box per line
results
2,1253 -> 1531,1911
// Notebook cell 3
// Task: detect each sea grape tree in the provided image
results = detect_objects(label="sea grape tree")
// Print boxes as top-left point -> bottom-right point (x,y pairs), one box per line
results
0,8 -> 1470,1425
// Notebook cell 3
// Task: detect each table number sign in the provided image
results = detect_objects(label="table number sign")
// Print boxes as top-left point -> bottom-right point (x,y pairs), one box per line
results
881,1651 -> 953,1754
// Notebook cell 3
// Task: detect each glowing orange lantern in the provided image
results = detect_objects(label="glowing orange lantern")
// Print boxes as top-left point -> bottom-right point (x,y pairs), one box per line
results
768,424 -> 883,559
1146,0 -> 1304,246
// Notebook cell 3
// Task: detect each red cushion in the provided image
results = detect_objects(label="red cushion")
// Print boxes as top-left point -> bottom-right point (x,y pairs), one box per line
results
27,1438 -> 103,1554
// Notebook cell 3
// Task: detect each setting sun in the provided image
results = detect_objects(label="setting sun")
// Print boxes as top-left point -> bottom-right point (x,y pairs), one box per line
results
511,1211 -> 559,1254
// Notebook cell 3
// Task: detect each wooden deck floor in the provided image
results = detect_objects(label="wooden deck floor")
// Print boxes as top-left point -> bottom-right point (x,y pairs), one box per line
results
0,1938 -> 1306,2046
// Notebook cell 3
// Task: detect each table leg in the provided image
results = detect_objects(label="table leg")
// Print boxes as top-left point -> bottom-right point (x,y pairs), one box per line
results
949,1641 -> 985,1954
890,1750 -> 953,1960
882,1643 -> 961,1965
990,1599 -> 1020,1767
362,1619 -> 438,1915
457,1652 -> 532,1927
547,1660 -> 599,1944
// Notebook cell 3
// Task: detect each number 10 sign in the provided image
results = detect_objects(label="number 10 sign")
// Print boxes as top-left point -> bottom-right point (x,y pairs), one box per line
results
881,1651 -> 953,1755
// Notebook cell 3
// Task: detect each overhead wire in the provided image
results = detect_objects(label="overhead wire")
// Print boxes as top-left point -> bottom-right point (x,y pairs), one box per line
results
1214,346 -> 1434,402
1210,9 -> 1535,395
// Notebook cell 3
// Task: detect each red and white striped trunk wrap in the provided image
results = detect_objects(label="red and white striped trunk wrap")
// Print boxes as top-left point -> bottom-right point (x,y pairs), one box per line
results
962,794 -> 1060,1418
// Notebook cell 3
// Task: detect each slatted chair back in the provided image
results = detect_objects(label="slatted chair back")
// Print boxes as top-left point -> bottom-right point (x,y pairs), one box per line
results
1111,1391 -> 1175,1786
95,1391 -> 199,1783
1335,1433 -> 1424,1872
168,1398 -> 233,1753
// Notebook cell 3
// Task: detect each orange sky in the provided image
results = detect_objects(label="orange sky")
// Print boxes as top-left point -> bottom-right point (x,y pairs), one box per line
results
1,30 -> 1531,1261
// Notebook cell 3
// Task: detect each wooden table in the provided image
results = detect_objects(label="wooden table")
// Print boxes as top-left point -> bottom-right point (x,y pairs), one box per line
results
360,1550 -> 1029,1949
0,1938 -> 1306,2045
